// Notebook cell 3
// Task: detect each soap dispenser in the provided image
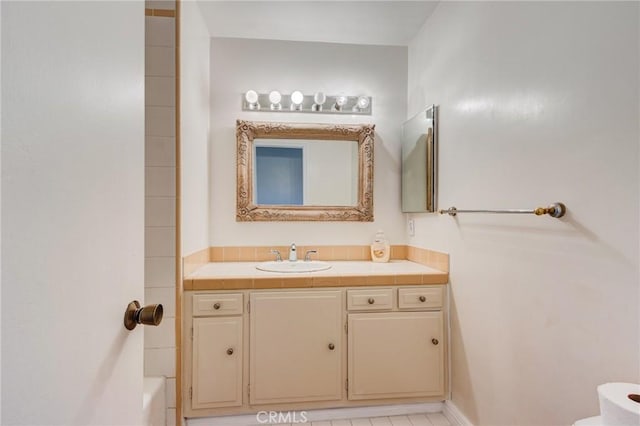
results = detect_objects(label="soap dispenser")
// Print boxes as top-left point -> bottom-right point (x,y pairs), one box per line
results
370,230 -> 390,263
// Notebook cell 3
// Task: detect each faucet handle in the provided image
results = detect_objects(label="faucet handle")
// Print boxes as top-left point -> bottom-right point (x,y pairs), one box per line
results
304,250 -> 318,262
269,249 -> 282,262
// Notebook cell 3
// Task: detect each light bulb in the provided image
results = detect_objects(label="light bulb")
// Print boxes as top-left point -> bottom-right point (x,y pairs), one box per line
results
313,92 -> 326,105
245,90 -> 258,104
244,90 -> 260,110
334,95 -> 348,111
290,91 -> 304,105
312,92 -> 326,112
290,90 -> 304,111
268,90 -> 282,104
356,96 -> 370,109
269,90 -> 282,110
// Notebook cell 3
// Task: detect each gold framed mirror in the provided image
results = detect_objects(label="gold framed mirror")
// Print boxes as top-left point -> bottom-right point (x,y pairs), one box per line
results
236,120 -> 375,221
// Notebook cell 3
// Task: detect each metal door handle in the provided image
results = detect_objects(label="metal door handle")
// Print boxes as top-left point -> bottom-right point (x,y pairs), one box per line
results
124,301 -> 163,330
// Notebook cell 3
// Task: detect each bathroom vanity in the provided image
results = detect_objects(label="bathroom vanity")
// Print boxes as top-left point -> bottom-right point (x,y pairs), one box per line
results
182,260 -> 449,418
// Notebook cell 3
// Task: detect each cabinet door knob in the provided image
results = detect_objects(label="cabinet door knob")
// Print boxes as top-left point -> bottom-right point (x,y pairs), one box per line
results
367,298 -> 375,304
432,338 -> 439,345
213,303 -> 221,310
328,343 -> 335,350
419,296 -> 426,302
226,348 -> 234,355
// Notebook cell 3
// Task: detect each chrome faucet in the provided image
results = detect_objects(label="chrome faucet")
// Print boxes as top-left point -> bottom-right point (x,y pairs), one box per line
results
289,243 -> 297,261
270,249 -> 282,262
304,250 -> 317,262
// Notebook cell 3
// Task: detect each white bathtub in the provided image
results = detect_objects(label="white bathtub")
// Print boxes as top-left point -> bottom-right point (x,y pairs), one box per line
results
143,376 -> 166,426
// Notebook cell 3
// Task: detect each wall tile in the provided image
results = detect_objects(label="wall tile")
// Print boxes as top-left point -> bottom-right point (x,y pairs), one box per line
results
146,106 -> 175,137
146,46 -> 175,77
146,76 -> 175,106
144,347 -> 175,377
144,317 -> 175,349
146,166 -> 175,197
146,197 -> 175,227
145,257 -> 175,288
166,408 -> 176,426
145,287 -> 176,317
145,16 -> 175,47
166,377 -> 176,408
145,226 -> 176,257
145,136 -> 175,167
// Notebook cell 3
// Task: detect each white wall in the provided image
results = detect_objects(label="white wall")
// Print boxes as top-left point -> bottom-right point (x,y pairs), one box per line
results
408,2 -> 639,425
181,1 -> 210,256
209,38 -> 407,246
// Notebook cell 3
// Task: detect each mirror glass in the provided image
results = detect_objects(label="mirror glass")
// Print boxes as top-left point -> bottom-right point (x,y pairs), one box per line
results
236,120 -> 374,221
253,139 -> 358,206
401,105 -> 438,213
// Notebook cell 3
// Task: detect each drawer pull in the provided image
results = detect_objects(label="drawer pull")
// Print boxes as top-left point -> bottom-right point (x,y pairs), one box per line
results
432,338 -> 439,345
419,296 -> 427,302
367,298 -> 375,305
226,348 -> 234,355
213,303 -> 221,310
328,343 -> 335,350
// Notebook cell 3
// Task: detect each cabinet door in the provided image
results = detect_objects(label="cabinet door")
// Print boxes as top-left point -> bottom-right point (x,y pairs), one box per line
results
348,311 -> 444,400
192,317 -> 243,409
250,291 -> 342,405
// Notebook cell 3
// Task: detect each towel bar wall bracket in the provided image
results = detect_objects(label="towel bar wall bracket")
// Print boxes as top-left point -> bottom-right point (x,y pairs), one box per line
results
439,202 -> 566,218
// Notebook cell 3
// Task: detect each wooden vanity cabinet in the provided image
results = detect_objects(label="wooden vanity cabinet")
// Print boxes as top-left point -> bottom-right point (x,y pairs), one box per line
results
346,287 -> 445,400
183,285 -> 447,418
190,293 -> 244,410
348,311 -> 444,400
249,291 -> 343,405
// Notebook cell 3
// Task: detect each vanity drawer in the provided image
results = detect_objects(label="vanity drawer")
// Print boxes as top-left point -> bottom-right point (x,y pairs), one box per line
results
398,287 -> 443,310
193,293 -> 244,316
347,288 -> 393,311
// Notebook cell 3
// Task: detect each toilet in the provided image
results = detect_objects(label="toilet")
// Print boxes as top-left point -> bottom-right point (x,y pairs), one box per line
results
573,416 -> 601,426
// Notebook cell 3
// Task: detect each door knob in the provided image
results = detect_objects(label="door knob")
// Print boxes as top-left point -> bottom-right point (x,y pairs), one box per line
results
227,348 -> 234,355
419,296 -> 426,302
328,343 -> 335,350
432,338 -> 439,345
367,298 -> 375,304
213,303 -> 221,310
124,300 -> 163,330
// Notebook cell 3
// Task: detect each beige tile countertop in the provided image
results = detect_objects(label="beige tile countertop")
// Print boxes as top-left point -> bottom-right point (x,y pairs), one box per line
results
184,260 -> 448,290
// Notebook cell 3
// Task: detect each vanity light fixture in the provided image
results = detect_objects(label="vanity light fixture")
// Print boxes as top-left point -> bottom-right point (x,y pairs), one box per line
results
241,91 -> 371,115
269,90 -> 282,110
290,90 -> 304,111
245,90 -> 260,110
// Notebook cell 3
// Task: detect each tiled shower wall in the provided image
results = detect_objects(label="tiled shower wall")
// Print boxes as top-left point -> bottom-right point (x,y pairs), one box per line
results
144,2 -> 177,425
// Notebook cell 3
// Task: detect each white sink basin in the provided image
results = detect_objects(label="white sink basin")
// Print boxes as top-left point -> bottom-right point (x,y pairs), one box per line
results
256,260 -> 332,273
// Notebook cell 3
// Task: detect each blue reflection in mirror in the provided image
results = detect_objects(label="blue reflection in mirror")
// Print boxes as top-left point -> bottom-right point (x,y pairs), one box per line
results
255,147 -> 303,205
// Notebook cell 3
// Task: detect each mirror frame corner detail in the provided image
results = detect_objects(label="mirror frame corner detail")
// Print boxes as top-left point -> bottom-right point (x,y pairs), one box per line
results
236,120 -> 375,222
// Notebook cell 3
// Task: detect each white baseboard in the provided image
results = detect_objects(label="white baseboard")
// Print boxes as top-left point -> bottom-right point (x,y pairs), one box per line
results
442,400 -> 473,426
186,402 -> 444,426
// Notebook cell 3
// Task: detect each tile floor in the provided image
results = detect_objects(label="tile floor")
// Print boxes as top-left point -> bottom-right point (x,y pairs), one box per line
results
274,412 -> 452,426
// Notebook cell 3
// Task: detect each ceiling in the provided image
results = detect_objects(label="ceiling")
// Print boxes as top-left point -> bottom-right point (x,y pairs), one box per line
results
196,1 -> 439,46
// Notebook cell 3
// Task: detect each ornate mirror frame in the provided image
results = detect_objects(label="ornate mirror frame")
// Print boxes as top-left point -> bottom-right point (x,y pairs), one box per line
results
236,120 -> 374,221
